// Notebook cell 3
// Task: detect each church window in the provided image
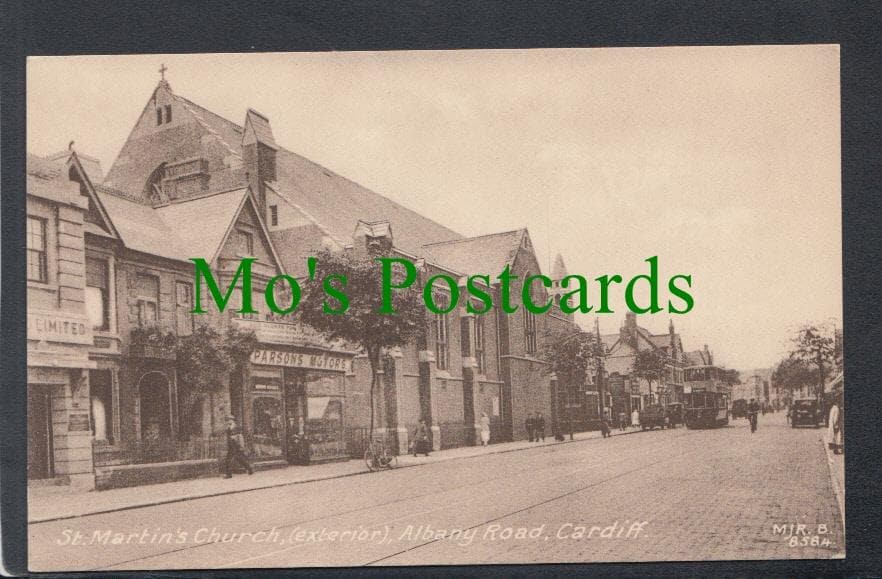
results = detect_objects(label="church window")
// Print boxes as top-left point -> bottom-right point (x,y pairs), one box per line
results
164,105 -> 172,123
156,108 -> 163,125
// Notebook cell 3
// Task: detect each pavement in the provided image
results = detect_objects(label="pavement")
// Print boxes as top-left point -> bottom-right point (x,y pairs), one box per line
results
28,424 -> 640,524
28,411 -> 843,571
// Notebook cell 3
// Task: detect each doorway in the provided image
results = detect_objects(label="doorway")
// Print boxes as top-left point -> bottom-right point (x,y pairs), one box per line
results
138,372 -> 172,441
27,386 -> 54,480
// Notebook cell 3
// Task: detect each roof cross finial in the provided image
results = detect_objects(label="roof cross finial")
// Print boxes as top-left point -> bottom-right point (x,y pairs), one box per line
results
159,63 -> 168,81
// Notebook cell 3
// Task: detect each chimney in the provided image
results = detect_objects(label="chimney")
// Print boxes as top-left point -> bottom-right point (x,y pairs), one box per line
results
242,108 -> 277,216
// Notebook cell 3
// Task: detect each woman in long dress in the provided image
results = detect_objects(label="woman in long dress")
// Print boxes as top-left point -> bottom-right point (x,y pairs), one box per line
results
827,401 -> 843,454
480,412 -> 491,447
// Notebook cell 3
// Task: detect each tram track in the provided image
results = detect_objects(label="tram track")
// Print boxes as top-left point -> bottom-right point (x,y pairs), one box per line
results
93,428 -> 699,570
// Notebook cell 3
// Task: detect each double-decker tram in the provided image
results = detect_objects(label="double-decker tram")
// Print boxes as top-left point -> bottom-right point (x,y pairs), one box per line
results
683,364 -> 730,428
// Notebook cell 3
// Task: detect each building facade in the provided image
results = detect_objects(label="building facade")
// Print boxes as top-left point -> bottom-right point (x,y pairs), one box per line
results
27,77 -> 578,489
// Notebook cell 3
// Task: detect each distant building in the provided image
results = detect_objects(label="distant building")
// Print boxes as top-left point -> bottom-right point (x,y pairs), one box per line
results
600,313 -> 685,420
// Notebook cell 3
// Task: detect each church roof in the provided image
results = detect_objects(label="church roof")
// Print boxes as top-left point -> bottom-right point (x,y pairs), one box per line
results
422,229 -> 525,277
106,86 -> 463,256
269,148 -> 461,256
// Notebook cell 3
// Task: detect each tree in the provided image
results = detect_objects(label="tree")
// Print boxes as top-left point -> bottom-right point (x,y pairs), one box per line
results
772,357 -> 817,398
789,323 -> 835,403
632,349 -> 668,405
721,368 -> 741,386
297,248 -> 425,439
539,327 -> 603,432
175,324 -> 258,439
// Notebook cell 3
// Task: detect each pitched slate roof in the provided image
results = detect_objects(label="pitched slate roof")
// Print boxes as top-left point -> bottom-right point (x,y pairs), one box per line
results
155,189 -> 249,263
166,93 -> 463,256
270,148 -> 461,255
422,229 -> 525,277
684,349 -> 712,366
95,187 -> 249,263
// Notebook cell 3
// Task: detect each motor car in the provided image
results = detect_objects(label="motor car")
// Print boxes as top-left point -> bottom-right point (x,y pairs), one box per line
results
639,405 -> 667,430
790,398 -> 823,428
666,403 -> 684,427
731,398 -> 748,419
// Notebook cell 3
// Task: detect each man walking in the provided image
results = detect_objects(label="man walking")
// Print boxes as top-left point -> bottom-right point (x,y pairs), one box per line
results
223,415 -> 253,478
535,413 -> 546,442
525,412 -> 535,442
412,418 -> 431,456
747,398 -> 760,433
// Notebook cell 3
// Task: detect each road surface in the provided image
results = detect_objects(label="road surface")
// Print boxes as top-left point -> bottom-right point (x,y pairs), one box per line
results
29,412 -> 842,571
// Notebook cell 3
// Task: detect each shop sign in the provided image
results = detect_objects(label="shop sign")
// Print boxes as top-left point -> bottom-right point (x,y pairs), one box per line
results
250,348 -> 352,373
28,311 -> 93,345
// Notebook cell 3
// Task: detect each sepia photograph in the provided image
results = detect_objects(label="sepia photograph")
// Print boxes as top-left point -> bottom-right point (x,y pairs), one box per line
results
23,47 -> 843,571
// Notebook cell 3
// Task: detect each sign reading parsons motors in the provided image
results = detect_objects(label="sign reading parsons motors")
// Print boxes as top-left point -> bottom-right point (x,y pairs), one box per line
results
27,311 -> 93,345
250,349 -> 353,373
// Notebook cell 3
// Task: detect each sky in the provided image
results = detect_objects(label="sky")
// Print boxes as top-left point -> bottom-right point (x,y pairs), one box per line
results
26,47 -> 842,371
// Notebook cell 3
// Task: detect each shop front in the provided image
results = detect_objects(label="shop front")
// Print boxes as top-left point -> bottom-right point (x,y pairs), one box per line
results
246,348 -> 352,465
27,310 -> 97,488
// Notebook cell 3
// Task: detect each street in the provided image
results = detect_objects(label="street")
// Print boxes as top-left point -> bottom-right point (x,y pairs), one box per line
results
28,412 -> 843,571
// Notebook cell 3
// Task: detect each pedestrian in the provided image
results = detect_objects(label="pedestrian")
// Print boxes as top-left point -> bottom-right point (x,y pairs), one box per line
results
618,411 -> 627,431
412,419 -> 431,457
747,398 -> 760,433
535,413 -> 546,442
480,412 -> 491,447
827,399 -> 843,454
223,415 -> 253,478
631,408 -> 640,430
600,418 -> 611,438
525,412 -> 535,442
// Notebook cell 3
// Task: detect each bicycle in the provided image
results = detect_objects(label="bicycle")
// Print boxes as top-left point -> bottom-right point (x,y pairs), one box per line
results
364,438 -> 398,472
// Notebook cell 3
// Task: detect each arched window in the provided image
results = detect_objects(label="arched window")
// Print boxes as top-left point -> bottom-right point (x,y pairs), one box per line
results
143,163 -> 167,203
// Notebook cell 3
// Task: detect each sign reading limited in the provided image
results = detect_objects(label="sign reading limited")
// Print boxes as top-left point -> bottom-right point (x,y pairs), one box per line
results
27,311 -> 93,345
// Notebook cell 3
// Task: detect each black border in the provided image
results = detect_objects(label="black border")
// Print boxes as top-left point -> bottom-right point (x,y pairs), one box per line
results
3,1 -> 881,576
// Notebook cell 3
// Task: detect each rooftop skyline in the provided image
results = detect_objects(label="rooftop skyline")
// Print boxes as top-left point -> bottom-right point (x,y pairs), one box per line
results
27,47 -> 842,370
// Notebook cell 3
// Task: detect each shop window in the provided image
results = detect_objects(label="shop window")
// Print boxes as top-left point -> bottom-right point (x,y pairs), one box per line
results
175,281 -> 194,336
474,314 -> 486,374
434,294 -> 449,371
236,229 -> 254,256
90,370 -> 114,444
524,309 -> 538,355
306,396 -> 344,459
86,257 -> 111,331
27,216 -> 47,283
136,273 -> 160,327
251,396 -> 283,458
